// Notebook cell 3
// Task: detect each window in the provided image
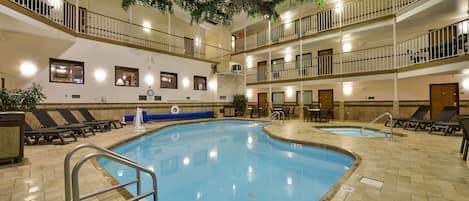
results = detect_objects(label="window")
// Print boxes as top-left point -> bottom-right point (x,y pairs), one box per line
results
50,58 -> 84,84
194,76 -> 207,91
272,92 -> 285,106
160,72 -> 178,89
115,66 -> 139,87
271,58 -> 284,79
296,90 -> 313,106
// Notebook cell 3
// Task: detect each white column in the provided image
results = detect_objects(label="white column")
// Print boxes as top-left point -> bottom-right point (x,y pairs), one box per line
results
268,51 -> 273,110
167,8 -> 172,52
393,16 -> 399,116
244,26 -> 247,51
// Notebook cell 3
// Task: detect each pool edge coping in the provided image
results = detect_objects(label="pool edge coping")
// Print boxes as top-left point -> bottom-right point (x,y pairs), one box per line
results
91,118 -> 362,201
262,126 -> 362,201
314,125 -> 408,137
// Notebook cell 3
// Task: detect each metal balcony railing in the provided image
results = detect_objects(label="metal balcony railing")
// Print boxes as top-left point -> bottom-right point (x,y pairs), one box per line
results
246,18 -> 469,84
7,0 -> 232,61
234,0 -> 421,53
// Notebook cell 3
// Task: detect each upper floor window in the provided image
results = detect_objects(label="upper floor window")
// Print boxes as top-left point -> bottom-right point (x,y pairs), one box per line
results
161,72 -> 178,89
115,66 -> 139,87
194,76 -> 207,91
49,58 -> 84,84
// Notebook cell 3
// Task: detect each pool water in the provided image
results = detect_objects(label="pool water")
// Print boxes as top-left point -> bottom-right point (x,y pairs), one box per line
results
99,120 -> 354,201
320,127 -> 392,138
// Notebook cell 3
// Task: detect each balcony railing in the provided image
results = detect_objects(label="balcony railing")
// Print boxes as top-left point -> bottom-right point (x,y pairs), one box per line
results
234,0 -> 420,53
246,19 -> 469,84
8,0 -> 231,61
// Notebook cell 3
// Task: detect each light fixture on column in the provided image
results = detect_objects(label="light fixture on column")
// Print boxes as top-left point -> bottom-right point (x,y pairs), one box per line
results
143,21 -> 151,33
246,89 -> 253,99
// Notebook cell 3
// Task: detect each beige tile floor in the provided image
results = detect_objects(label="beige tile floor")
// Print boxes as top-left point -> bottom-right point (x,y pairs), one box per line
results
0,118 -> 468,201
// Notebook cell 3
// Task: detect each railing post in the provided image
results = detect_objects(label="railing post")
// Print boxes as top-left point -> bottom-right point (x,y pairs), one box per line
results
75,0 -> 79,33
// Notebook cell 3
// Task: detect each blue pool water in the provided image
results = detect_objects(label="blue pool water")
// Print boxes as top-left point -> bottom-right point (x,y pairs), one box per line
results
320,127 -> 391,138
99,120 -> 354,201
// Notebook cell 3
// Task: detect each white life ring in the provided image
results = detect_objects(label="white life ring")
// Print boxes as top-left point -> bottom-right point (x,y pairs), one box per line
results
171,105 -> 180,114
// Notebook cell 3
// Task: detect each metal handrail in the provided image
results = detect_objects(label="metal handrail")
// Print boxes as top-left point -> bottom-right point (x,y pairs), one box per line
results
64,144 -> 158,201
270,111 -> 285,122
361,112 -> 393,139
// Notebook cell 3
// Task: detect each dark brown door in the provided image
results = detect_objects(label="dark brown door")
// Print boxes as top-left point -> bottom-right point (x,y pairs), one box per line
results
63,2 -> 87,32
257,61 -> 267,81
318,49 -> 333,76
430,83 -> 459,119
319,89 -> 334,109
258,93 -> 268,116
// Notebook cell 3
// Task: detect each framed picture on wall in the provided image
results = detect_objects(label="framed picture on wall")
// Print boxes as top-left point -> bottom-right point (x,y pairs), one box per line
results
49,58 -> 85,84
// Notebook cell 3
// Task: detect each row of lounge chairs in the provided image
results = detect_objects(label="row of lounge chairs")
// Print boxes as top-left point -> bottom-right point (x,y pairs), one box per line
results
385,105 -> 460,135
24,108 -> 123,145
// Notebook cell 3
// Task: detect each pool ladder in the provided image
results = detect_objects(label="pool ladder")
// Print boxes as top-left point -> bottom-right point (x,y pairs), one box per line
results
361,112 -> 394,139
270,111 -> 285,122
64,144 -> 158,201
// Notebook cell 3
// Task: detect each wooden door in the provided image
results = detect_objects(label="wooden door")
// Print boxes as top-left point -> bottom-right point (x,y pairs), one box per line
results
319,89 -> 334,109
258,93 -> 268,116
257,61 -> 267,81
430,83 -> 459,119
318,49 -> 333,75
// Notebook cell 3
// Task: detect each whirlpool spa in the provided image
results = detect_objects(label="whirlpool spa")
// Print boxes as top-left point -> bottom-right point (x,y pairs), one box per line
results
99,120 -> 356,201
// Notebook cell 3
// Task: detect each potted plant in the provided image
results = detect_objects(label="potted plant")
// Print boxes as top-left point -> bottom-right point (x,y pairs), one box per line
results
0,83 -> 45,163
233,95 -> 247,117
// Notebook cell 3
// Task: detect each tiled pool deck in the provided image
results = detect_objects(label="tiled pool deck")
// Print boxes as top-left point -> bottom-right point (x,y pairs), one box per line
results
0,119 -> 468,201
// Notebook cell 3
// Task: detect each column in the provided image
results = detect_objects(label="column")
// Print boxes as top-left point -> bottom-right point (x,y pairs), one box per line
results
392,16 -> 399,116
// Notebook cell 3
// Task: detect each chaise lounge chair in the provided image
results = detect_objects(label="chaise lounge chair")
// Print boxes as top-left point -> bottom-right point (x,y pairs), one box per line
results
405,106 -> 458,131
78,108 -> 123,129
458,115 -> 469,160
57,108 -> 111,132
385,105 -> 430,127
32,109 -> 95,137
24,123 -> 77,145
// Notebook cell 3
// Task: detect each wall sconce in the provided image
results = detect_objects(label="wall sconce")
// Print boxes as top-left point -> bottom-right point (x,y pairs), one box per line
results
182,78 -> 190,88
209,80 -> 217,90
20,61 -> 38,77
94,69 -> 107,82
286,87 -> 293,97
343,82 -> 353,96
343,42 -> 352,52
142,21 -> 151,33
144,74 -> 154,86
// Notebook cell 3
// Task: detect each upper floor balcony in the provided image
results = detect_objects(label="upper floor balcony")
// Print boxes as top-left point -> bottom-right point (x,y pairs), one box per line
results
246,18 -> 469,85
4,0 -> 232,63
233,0 -> 420,54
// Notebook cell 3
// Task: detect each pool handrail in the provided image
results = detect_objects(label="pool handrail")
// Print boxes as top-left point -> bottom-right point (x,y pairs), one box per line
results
64,144 -> 158,201
361,112 -> 394,139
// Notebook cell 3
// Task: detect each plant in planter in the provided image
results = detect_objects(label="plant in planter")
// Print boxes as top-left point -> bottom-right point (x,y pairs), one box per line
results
0,83 -> 46,112
0,83 -> 45,163
233,94 -> 247,117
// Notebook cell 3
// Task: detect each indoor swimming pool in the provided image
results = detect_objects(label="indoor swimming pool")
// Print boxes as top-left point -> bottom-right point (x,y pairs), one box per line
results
99,120 -> 355,201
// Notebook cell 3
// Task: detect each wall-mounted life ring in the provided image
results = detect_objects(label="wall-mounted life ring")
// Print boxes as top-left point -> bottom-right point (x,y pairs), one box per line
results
171,105 -> 180,114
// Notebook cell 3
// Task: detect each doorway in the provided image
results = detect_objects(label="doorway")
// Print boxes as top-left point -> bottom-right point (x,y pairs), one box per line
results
258,93 -> 268,116
184,37 -> 195,56
318,49 -> 333,75
319,89 -> 334,109
430,83 -> 459,119
257,61 -> 267,81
